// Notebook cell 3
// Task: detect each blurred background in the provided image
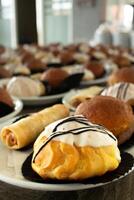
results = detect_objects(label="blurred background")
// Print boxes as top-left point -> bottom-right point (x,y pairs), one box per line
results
0,0 -> 134,48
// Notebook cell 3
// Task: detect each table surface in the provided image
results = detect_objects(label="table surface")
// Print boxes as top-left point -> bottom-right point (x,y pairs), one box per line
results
0,102 -> 134,200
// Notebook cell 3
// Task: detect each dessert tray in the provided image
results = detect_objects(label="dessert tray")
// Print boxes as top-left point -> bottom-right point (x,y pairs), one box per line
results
0,117 -> 133,191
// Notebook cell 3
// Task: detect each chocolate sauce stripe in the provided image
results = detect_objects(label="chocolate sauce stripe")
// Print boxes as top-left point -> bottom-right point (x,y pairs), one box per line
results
123,83 -> 129,99
33,126 -> 116,162
53,117 -> 89,132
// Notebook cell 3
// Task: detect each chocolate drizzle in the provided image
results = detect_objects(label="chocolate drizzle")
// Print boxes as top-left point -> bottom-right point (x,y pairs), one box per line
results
103,83 -> 130,100
33,116 -> 116,163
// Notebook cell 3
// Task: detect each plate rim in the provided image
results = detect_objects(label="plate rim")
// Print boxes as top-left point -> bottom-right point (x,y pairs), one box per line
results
0,97 -> 23,123
0,152 -> 133,191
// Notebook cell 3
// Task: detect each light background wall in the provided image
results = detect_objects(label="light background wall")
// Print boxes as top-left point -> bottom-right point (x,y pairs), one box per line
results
72,0 -> 106,42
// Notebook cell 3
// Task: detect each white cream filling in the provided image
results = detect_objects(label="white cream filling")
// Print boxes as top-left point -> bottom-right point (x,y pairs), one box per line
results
35,116 -> 121,161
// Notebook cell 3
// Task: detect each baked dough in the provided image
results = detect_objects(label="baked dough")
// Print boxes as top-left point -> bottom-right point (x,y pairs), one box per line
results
0,104 -> 69,149
69,86 -> 103,108
32,115 -> 121,180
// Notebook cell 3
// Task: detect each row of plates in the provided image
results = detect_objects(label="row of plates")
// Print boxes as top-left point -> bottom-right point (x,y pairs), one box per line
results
0,75 -> 108,123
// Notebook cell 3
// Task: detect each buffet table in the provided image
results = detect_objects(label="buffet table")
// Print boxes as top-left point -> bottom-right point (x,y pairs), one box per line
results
0,102 -> 134,200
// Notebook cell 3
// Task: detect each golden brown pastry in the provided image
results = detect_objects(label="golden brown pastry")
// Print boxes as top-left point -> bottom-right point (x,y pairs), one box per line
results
32,115 -> 121,180
75,96 -> 134,145
0,104 -> 69,149
41,68 -> 69,88
0,67 -> 12,78
59,50 -> 75,65
84,61 -> 105,78
108,67 -> 134,85
69,86 -> 103,108
0,87 -> 14,117
112,54 -> 131,68
0,87 -> 13,107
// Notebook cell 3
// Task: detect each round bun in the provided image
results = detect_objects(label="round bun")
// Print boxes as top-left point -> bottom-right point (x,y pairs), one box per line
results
108,67 -> 134,85
112,55 -> 131,68
59,50 -> 74,65
26,58 -> 47,72
41,68 -> 69,88
85,61 -> 105,78
0,67 -> 11,78
0,87 -> 13,107
75,96 -> 134,145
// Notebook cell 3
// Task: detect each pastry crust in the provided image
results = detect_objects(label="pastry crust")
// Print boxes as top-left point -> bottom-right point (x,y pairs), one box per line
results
69,86 -> 103,108
32,115 -> 120,180
75,96 -> 134,144
32,141 -> 119,180
108,67 -> 134,85
0,104 -> 69,149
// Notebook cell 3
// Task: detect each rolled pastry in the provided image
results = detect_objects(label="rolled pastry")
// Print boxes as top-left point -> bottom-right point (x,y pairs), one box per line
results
0,104 -> 69,149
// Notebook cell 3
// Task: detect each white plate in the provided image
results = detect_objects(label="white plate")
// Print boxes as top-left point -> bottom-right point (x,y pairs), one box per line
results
0,97 -> 23,123
0,79 -> 67,106
0,119 -> 133,192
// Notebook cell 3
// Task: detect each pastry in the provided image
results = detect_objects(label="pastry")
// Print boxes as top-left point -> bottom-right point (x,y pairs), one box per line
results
69,86 -> 103,108
0,67 -> 12,78
59,50 -> 75,65
75,96 -> 134,145
0,87 -> 13,107
0,104 -> 69,149
0,87 -> 14,117
112,55 -> 131,68
7,76 -> 45,97
26,58 -> 47,73
13,65 -> 31,76
41,68 -> 69,88
84,61 -> 105,78
32,115 -> 121,180
101,82 -> 134,106
108,67 -> 134,85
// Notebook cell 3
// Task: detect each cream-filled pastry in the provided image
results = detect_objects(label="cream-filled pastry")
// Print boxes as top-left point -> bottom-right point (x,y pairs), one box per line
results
101,82 -> 134,106
32,115 -> 121,180
7,76 -> 45,97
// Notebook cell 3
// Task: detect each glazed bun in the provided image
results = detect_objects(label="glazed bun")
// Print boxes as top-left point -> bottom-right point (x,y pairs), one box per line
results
41,68 -> 69,88
112,55 -> 131,68
84,61 -> 105,78
0,87 -> 13,107
108,67 -> 134,85
0,87 -> 14,117
59,50 -> 75,65
75,96 -> 134,145
0,67 -> 12,78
